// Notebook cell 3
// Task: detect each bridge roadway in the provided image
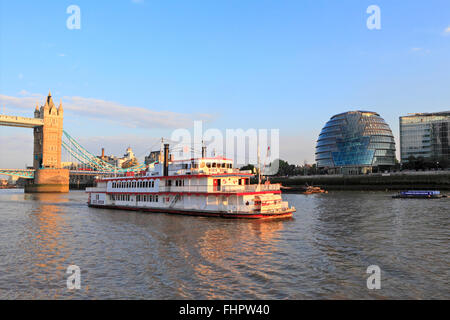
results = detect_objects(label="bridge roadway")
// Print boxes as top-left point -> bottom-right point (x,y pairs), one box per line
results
0,169 -> 115,179
0,114 -> 44,128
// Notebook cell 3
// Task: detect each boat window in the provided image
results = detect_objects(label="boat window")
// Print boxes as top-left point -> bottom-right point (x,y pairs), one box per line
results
206,163 -> 211,168
155,195 -> 158,202
212,163 -> 216,168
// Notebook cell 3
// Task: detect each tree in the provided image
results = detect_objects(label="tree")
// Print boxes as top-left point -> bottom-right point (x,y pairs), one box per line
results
240,164 -> 255,172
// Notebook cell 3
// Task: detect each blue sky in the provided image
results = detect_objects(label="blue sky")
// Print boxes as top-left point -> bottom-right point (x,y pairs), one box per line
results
1,0 -> 450,169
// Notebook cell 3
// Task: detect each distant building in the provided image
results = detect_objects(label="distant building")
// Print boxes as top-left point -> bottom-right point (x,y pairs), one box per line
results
0,179 -> 8,187
8,176 -> 19,184
97,147 -> 138,168
400,111 -> 450,163
145,150 -> 161,165
316,111 -> 396,174
61,162 -> 79,170
97,148 -> 118,166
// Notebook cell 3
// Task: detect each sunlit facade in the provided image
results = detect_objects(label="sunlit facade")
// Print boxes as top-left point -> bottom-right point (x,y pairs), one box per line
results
316,111 -> 396,174
400,112 -> 450,163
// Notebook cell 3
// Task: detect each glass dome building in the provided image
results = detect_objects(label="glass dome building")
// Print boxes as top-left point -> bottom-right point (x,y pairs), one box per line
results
316,111 -> 396,174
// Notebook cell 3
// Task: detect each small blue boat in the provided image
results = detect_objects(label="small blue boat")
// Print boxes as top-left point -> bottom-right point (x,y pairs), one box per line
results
392,190 -> 444,199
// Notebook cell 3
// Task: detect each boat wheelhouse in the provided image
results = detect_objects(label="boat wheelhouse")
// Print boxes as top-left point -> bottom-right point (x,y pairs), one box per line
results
86,144 -> 295,219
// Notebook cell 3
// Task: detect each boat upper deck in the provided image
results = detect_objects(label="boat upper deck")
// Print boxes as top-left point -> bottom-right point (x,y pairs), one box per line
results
98,156 -> 254,181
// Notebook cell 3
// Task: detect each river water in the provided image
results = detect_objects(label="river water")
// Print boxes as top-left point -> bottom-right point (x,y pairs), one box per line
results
0,189 -> 448,299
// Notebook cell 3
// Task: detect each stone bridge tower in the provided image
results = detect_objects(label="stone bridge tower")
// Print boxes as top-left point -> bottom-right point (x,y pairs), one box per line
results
26,91 -> 68,193
33,91 -> 64,169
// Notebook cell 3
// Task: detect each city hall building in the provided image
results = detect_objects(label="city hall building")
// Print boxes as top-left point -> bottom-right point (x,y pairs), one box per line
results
399,111 -> 450,163
316,111 -> 396,174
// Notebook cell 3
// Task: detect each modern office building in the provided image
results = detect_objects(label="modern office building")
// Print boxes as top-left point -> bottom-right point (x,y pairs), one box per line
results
316,111 -> 396,174
399,111 -> 450,163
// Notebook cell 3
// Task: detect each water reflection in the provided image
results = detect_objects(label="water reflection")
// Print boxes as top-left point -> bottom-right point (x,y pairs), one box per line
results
192,220 -> 287,299
21,193 -> 73,298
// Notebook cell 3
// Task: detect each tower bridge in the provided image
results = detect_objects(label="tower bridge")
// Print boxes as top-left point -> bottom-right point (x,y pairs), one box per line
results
0,91 -> 147,192
0,115 -> 44,128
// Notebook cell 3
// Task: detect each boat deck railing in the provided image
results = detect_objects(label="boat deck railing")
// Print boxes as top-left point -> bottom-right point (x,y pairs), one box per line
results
88,183 -> 281,194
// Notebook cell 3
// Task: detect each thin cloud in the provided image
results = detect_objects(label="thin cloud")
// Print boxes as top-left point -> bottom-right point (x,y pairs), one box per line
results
410,47 -> 431,54
445,26 -> 450,34
0,92 -> 215,129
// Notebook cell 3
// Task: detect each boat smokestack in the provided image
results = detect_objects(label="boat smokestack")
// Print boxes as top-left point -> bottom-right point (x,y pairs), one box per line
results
101,148 -> 105,158
202,145 -> 206,158
163,143 -> 169,176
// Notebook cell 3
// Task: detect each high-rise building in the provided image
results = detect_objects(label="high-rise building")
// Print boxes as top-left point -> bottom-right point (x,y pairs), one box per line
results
399,112 -> 450,163
316,111 -> 396,174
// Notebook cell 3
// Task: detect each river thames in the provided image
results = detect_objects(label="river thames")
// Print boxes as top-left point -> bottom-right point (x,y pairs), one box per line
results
0,189 -> 448,299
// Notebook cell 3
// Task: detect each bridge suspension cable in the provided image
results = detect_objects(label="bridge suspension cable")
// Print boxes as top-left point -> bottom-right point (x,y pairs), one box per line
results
61,130 -> 148,173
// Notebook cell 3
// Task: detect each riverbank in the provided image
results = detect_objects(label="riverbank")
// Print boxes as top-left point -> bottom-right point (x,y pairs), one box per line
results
270,171 -> 450,191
